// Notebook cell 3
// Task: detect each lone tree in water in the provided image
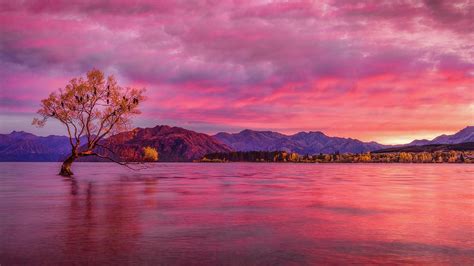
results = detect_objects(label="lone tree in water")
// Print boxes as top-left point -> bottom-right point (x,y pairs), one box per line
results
33,69 -> 146,177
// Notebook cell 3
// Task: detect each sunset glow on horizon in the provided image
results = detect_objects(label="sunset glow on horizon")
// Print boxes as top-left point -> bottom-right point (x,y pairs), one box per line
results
1,0 -> 473,144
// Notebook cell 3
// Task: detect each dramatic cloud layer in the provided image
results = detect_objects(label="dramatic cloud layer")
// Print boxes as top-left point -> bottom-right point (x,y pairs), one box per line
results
1,0 -> 473,143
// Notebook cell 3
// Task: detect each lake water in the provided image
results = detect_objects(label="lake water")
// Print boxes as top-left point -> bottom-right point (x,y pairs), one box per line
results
0,163 -> 473,265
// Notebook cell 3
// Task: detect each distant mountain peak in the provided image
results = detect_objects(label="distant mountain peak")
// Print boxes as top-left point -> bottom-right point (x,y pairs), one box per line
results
98,125 -> 231,162
239,129 -> 253,134
239,129 -> 278,135
408,126 -> 474,146
10,130 -> 31,135
294,131 -> 325,136
6,131 -> 37,140
457,126 -> 474,135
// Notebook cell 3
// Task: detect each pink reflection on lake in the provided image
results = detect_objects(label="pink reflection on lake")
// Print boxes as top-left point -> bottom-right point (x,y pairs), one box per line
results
1,163 -> 473,264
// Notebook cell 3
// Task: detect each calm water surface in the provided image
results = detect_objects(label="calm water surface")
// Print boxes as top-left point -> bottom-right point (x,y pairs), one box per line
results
0,163 -> 473,265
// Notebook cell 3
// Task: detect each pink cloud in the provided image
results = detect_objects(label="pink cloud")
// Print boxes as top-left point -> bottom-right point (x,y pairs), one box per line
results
0,0 -> 472,143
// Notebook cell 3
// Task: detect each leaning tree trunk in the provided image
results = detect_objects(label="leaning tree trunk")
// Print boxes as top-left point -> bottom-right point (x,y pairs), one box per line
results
60,154 -> 76,177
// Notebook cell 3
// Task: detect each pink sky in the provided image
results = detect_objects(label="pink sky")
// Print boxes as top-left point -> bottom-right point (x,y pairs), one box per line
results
0,0 -> 473,144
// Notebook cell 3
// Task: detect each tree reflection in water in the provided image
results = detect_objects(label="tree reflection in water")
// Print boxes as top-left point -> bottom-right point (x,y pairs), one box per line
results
61,176 -> 160,264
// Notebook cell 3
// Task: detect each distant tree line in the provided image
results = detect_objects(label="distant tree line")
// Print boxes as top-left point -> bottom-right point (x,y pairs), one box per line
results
200,150 -> 474,163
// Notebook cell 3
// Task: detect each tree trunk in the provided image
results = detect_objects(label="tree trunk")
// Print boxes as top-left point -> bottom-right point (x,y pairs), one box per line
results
59,154 -> 76,177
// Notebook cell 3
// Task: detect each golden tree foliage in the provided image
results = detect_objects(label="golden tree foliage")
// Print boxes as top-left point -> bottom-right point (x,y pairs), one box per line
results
289,152 -> 299,162
399,152 -> 413,163
143,146 -> 159,162
33,69 -> 145,176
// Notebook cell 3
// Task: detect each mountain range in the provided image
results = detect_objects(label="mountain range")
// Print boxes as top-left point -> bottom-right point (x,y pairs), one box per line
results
0,125 -> 472,162
408,126 -> 474,146
214,130 -> 387,154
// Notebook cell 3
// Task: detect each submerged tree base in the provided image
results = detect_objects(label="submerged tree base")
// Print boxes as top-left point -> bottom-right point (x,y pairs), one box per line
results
59,166 -> 73,177
59,159 -> 74,177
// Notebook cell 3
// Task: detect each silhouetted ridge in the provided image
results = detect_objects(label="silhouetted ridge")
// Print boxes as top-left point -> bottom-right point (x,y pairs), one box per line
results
408,126 -> 474,146
93,125 -> 231,162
